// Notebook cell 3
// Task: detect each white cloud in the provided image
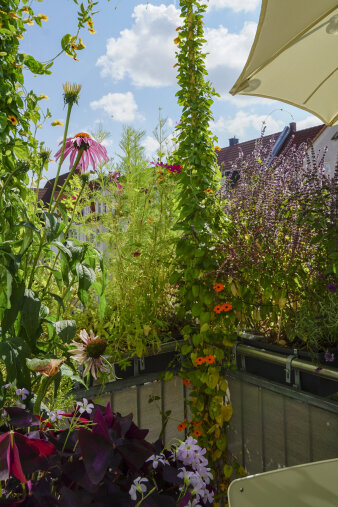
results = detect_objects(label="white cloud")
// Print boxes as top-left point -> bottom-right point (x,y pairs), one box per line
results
96,3 -> 257,91
208,0 -> 260,12
296,116 -> 321,130
90,92 -> 140,123
218,93 -> 275,108
206,22 -> 257,71
142,135 -> 159,157
97,3 -> 180,87
211,111 -> 284,139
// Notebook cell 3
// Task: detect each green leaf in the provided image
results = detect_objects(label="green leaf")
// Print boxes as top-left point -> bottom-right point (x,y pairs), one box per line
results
60,363 -> 87,388
43,212 -> 62,241
0,337 -> 31,388
55,320 -> 76,343
76,263 -> 95,305
13,139 -> 30,159
51,241 -> 72,258
61,33 -> 71,51
181,343 -> 193,355
24,55 -> 46,74
21,289 -> 41,342
0,113 -> 8,133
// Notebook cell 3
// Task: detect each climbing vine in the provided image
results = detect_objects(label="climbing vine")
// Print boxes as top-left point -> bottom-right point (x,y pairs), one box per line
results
170,0 -> 240,503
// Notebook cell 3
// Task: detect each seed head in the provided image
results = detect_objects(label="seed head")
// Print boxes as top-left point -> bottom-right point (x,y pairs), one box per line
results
62,82 -> 82,106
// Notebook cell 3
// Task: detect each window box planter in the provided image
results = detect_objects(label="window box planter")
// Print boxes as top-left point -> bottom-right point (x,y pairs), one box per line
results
234,332 -> 338,397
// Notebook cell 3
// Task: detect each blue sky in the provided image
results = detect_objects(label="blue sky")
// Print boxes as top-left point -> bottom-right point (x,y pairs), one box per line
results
21,0 -> 322,179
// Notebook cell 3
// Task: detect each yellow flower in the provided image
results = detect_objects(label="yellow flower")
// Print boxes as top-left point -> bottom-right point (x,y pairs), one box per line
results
38,94 -> 49,100
176,26 -> 181,31
88,28 -> 96,34
87,20 -> 94,28
8,115 -> 18,125
15,34 -> 23,40
174,37 -> 180,44
77,38 -> 86,49
215,146 -> 221,151
21,7 -> 30,14
38,14 -> 48,21
173,63 -> 178,68
26,19 -> 34,26
51,120 -> 63,126
8,12 -> 19,19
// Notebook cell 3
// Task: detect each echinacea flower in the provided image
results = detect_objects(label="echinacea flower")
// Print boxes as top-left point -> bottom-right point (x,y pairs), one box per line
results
54,132 -> 109,174
221,302 -> 232,312
194,357 -> 205,366
213,283 -> 224,292
8,115 -> 18,125
177,422 -> 187,432
70,329 -> 109,379
204,355 -> 215,364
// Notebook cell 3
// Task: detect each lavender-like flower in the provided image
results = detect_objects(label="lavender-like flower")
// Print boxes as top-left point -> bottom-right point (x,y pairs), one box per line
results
55,132 -> 109,173
76,398 -> 94,414
129,477 -> 148,501
324,351 -> 335,363
146,454 -> 169,469
47,409 -> 64,422
16,388 -> 29,400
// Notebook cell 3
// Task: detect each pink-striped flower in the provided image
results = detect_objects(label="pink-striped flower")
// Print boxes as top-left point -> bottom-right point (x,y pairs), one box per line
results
54,132 -> 109,173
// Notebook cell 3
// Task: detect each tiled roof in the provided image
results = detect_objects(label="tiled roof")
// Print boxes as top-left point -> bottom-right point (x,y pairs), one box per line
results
217,124 -> 325,174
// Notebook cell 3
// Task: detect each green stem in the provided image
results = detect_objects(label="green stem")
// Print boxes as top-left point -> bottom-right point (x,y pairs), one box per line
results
48,103 -> 73,212
51,147 -> 84,213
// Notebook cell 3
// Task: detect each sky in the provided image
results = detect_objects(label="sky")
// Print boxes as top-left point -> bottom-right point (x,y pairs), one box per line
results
21,0 -> 322,179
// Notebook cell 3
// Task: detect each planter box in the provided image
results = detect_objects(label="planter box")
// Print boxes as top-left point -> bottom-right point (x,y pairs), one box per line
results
235,333 -> 338,397
112,339 -> 184,381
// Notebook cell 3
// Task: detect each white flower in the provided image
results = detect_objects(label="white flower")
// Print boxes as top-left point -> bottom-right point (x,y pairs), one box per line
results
146,454 -> 169,469
129,477 -> 148,501
76,398 -> 94,414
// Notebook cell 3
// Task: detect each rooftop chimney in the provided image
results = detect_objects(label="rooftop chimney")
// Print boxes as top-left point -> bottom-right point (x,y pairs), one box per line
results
289,122 -> 296,132
229,136 -> 239,146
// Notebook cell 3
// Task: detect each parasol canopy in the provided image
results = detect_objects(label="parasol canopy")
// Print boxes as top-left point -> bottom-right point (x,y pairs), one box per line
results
229,0 -> 338,126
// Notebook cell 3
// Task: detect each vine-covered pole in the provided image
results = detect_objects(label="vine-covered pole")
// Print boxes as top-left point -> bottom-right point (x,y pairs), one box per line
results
171,0 -> 239,503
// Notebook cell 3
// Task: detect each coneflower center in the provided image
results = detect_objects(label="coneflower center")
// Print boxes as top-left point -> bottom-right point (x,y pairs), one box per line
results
74,132 -> 91,138
85,338 -> 107,359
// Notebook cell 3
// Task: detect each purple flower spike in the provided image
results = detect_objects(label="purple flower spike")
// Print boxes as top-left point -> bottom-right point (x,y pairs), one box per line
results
54,132 -> 109,173
326,282 -> 337,293
324,352 -> 335,363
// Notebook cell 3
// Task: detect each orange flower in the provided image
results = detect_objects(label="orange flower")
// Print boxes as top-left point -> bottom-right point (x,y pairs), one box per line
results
205,355 -> 215,364
88,28 -> 96,34
176,26 -> 181,31
193,420 -> 202,427
15,34 -> 24,40
222,302 -> 232,312
213,304 -> 223,314
193,428 -> 202,437
194,357 -> 205,366
8,115 -> 18,126
213,283 -> 224,292
215,146 -> 221,151
174,37 -> 180,44
203,189 -> 214,194
177,422 -> 186,432
183,378 -> 192,386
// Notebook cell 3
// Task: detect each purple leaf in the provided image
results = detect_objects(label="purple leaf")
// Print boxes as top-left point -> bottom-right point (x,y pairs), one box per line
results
4,407 -> 40,427
117,439 -> 154,472
78,429 -> 113,484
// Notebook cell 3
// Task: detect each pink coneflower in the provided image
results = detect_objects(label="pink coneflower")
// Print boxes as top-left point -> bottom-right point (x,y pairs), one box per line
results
70,329 -> 109,379
54,132 -> 109,173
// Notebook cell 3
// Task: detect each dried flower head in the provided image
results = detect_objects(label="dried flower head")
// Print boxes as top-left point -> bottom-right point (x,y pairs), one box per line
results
62,82 -> 82,106
70,329 -> 109,379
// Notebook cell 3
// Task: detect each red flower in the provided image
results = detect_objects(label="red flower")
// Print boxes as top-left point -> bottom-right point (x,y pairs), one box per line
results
194,357 -> 205,366
213,304 -> 223,314
183,378 -> 192,386
221,302 -> 232,312
193,420 -> 202,427
213,283 -> 224,292
193,428 -> 202,437
205,355 -> 215,364
0,431 -> 56,483
132,251 -> 141,257
177,422 -> 186,432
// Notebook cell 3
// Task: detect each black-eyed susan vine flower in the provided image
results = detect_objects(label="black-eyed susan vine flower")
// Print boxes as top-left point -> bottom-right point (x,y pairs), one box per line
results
51,120 -> 63,126
38,14 -> 48,21
8,115 -> 18,126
